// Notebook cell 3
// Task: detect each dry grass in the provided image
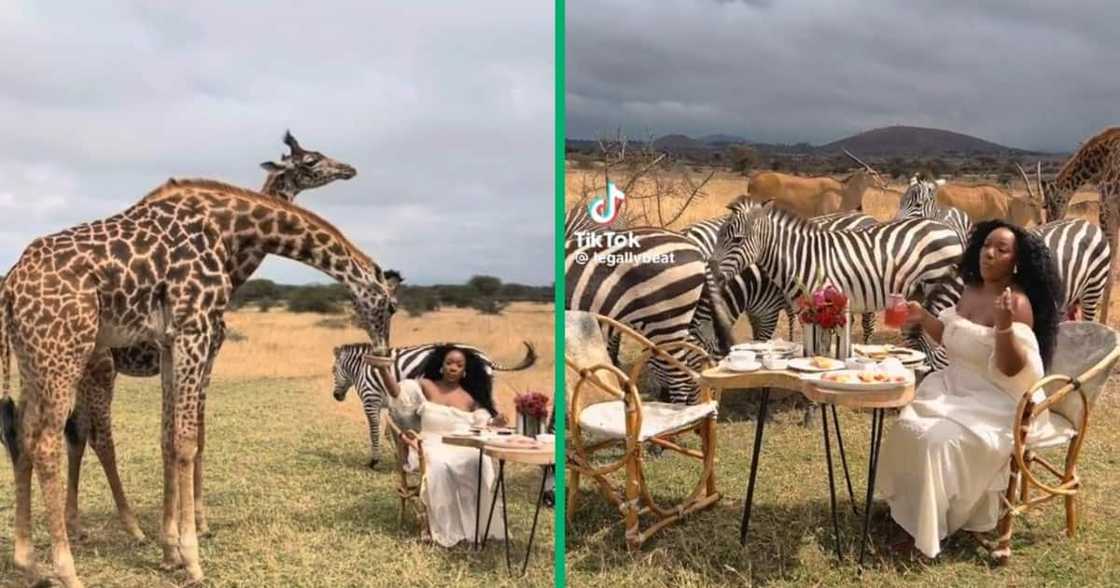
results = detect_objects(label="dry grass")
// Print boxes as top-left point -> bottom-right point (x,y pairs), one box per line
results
0,304 -> 555,587
566,329 -> 1120,587
213,302 -> 555,421
566,164 -> 1120,586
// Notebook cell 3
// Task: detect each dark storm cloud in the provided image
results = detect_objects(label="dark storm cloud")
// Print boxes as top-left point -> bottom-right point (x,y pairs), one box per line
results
567,0 -> 1120,152
0,1 -> 553,285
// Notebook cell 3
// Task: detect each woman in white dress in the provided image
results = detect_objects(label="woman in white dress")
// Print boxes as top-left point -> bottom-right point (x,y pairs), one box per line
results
876,220 -> 1064,558
369,345 -> 510,547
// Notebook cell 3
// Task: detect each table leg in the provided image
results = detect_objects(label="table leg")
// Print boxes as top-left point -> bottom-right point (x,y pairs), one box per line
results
830,405 -> 858,515
739,388 -> 770,546
481,459 -> 505,551
821,402 -> 843,560
500,460 -> 511,573
859,408 -> 886,566
473,447 -> 484,550
519,465 -> 550,576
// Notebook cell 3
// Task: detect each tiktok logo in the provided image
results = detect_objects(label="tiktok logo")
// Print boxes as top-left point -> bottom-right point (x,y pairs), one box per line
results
587,182 -> 625,225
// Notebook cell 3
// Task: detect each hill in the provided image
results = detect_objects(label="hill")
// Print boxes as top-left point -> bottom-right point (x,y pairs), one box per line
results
818,125 -> 1037,156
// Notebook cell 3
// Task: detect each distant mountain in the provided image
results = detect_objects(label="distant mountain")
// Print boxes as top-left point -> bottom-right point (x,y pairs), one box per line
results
818,125 -> 1036,156
567,125 -> 1051,158
652,134 -> 706,150
699,133 -> 747,145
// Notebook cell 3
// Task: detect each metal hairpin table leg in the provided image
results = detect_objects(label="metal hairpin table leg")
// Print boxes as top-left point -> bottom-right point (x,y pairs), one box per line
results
821,402 -> 843,560
859,408 -> 886,566
831,405 -> 858,515
473,447 -> 483,550
519,465 -> 550,576
739,388 -> 771,546
481,459 -> 505,552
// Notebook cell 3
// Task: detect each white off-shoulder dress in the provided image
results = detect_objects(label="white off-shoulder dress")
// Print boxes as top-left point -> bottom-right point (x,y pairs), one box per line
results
875,307 -> 1058,558
390,379 -> 507,547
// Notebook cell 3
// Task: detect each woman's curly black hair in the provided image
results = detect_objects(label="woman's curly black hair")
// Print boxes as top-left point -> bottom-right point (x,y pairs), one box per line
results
959,219 -> 1064,369
420,345 -> 497,416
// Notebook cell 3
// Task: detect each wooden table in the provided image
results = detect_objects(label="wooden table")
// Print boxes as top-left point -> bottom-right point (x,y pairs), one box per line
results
701,365 -> 915,564
479,443 -> 556,576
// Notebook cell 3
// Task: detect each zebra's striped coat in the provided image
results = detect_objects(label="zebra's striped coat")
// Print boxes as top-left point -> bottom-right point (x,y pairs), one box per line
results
565,217 -> 715,403
330,341 -> 536,467
711,200 -> 963,323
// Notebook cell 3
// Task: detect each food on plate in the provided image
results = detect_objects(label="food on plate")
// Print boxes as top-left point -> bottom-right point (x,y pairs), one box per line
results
822,372 -> 856,384
811,356 -> 838,369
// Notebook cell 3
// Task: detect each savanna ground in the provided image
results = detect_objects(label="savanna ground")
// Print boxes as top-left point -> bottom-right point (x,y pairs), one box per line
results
0,302 -> 555,587
565,165 -> 1120,586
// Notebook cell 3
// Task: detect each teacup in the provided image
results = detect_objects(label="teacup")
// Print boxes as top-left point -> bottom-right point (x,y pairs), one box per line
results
762,354 -> 788,370
845,357 -> 877,371
727,349 -> 756,370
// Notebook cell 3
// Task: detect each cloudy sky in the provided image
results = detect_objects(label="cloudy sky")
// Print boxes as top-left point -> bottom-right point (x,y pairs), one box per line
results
0,2 -> 553,286
567,0 -> 1120,153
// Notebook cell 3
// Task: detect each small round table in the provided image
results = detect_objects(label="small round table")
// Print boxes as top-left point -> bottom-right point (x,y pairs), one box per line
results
480,443 -> 555,576
701,365 -> 914,565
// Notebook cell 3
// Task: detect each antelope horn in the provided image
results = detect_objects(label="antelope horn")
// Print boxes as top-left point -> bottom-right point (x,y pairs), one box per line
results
843,149 -> 885,186
1015,162 -> 1039,203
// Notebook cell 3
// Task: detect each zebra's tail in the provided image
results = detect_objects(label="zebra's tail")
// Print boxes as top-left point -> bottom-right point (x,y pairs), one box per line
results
490,341 -> 538,372
0,282 -> 20,463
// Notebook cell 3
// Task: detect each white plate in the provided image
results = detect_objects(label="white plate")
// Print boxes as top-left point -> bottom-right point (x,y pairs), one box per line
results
801,369 -> 914,390
788,357 -> 846,372
719,358 -> 762,372
852,344 -> 926,363
732,341 -> 801,355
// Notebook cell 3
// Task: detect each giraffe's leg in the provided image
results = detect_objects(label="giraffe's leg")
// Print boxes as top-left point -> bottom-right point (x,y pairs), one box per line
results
170,330 -> 210,583
11,378 -> 38,575
193,321 -> 223,538
82,351 -> 145,540
159,343 -> 183,571
35,371 -> 88,588
194,384 -> 208,537
1099,182 -> 1120,325
64,394 -> 90,542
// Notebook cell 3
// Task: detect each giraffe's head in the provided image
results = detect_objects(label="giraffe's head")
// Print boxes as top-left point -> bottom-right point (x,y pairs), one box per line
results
710,197 -> 773,286
260,131 -> 357,199
350,269 -> 403,352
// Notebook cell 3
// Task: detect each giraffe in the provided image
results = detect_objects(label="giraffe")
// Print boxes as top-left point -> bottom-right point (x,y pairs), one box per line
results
63,131 -> 356,543
1025,127 -> 1120,323
0,179 -> 397,587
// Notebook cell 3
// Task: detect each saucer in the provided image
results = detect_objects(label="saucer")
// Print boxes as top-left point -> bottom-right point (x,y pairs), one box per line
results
720,358 -> 762,372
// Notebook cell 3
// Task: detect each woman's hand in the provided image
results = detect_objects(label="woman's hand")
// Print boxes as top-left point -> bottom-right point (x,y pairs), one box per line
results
994,286 -> 1015,330
902,301 -> 926,327
489,413 -> 509,427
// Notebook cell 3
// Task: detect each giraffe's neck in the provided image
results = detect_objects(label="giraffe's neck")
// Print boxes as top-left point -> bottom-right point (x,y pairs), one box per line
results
148,185 -> 382,292
260,173 -> 299,202
1049,129 -> 1120,217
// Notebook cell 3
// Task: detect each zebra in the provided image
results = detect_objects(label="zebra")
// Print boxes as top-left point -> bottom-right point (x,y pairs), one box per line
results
330,341 -> 537,468
566,221 -> 718,404
685,210 -> 881,351
896,179 -> 1110,370
710,200 -> 964,342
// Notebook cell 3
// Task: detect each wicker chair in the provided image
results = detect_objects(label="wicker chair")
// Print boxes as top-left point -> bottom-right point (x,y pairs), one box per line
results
565,310 -> 720,549
976,321 -> 1120,563
384,415 -> 430,539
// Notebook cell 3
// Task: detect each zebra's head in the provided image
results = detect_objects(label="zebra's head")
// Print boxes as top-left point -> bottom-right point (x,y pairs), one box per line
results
897,177 -> 939,220
331,345 -> 360,401
710,198 -> 772,287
